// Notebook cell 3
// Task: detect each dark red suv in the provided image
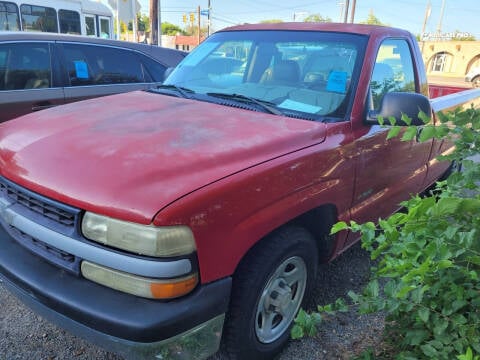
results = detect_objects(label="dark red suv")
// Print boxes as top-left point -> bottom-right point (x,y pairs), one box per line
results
0,32 -> 186,122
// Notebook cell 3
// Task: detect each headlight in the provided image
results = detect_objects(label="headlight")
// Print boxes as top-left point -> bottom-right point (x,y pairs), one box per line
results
82,212 -> 196,257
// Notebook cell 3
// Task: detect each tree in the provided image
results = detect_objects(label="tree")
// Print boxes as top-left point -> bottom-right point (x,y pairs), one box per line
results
260,19 -> 283,23
120,20 -> 127,34
360,9 -> 387,26
161,22 -> 185,36
128,13 -> 149,32
137,14 -> 149,32
451,30 -> 476,41
303,14 -> 332,23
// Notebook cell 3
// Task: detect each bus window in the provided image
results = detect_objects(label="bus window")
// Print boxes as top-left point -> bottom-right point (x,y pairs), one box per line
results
20,4 -> 58,33
99,16 -> 110,39
59,9 -> 80,35
0,1 -> 20,31
84,14 -> 96,36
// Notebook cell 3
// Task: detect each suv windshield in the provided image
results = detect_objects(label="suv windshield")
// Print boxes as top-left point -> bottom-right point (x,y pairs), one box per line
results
164,30 -> 367,121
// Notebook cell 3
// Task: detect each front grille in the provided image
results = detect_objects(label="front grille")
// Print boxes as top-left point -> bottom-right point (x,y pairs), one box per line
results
0,179 -> 76,228
0,177 -> 82,274
8,224 -> 80,274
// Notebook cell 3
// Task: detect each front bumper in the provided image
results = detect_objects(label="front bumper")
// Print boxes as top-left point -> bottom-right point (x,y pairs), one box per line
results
0,225 -> 231,359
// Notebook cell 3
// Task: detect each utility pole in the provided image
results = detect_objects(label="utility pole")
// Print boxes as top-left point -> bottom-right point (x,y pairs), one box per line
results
116,0 -> 120,40
343,0 -> 350,23
436,0 -> 446,35
197,5 -> 201,45
158,0 -> 161,46
349,0 -> 356,23
131,0 -> 137,41
207,0 -> 211,37
150,0 -> 158,45
421,1 -> 432,54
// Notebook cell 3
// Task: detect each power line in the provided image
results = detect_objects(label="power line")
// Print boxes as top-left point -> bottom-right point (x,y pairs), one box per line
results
211,15 -> 240,25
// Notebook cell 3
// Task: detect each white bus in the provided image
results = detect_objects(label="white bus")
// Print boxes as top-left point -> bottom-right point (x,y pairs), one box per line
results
0,0 -> 113,39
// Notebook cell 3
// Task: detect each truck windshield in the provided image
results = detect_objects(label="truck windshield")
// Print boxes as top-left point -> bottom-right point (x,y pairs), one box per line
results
164,30 -> 367,121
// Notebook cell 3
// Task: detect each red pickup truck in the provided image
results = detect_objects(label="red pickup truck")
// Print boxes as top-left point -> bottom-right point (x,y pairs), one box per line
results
0,23 -> 478,360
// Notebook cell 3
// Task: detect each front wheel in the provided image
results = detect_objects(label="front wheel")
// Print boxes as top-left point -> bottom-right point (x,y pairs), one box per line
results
223,226 -> 318,360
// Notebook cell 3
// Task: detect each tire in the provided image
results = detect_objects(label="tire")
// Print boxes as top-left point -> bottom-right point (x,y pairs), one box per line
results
439,159 -> 463,182
472,76 -> 480,88
223,226 -> 318,360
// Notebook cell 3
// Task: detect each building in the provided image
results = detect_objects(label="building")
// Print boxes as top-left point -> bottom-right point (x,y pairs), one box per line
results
420,40 -> 480,78
161,35 -> 205,52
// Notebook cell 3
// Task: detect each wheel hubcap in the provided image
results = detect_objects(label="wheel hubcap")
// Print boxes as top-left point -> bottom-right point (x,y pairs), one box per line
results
255,256 -> 307,344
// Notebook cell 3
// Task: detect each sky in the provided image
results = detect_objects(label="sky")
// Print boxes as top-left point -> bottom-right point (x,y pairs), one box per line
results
131,0 -> 479,39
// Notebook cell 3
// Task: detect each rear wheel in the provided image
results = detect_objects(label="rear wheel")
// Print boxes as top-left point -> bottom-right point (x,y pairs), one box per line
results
472,76 -> 480,88
223,226 -> 318,360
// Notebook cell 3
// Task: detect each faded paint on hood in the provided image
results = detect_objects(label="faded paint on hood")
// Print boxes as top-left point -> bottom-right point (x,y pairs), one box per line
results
0,91 -> 327,224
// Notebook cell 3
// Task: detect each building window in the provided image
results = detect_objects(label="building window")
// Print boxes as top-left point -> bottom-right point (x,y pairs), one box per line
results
430,52 -> 451,72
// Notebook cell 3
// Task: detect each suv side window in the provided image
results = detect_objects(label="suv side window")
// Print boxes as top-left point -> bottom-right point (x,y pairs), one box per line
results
62,44 -> 145,86
0,43 -> 51,90
369,39 -> 416,110
139,53 -> 167,82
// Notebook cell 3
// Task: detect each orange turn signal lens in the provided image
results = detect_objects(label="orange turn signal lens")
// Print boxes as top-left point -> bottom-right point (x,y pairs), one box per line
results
150,275 -> 199,299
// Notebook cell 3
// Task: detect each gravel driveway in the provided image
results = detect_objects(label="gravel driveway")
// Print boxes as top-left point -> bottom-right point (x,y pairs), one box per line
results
0,242 -> 383,360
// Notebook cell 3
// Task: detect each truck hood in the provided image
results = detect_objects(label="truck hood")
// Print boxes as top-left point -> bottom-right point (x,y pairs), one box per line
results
0,91 -> 327,224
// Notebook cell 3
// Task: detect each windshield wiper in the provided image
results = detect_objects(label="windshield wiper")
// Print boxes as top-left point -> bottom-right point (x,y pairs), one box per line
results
150,84 -> 195,99
206,92 -> 283,115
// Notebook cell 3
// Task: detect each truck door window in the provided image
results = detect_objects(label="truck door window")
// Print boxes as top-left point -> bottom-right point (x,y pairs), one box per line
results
369,39 -> 416,110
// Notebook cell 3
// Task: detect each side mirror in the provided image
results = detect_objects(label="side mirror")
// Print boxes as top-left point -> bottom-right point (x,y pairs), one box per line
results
365,92 -> 431,126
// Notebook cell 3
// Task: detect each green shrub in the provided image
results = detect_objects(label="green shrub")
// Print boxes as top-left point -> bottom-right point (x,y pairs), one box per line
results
292,106 -> 480,359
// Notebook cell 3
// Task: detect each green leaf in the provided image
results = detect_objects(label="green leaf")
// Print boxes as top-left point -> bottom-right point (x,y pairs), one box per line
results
418,110 -> 431,124
334,298 -> 349,312
296,308 -> 307,322
405,330 -> 429,345
401,113 -> 412,126
418,307 -> 430,322
330,221 -> 348,234
432,197 -> 461,216
365,280 -> 379,298
433,318 -> 449,336
401,126 -> 417,141
348,290 -> 360,303
421,343 -> 439,358
387,126 -> 402,140
388,116 -> 397,126
437,259 -> 453,270
456,347 -> 473,360
419,125 -> 436,142
291,324 -> 304,339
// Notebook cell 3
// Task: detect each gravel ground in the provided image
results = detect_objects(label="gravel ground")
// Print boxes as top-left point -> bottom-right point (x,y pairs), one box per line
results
0,242 -> 384,360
